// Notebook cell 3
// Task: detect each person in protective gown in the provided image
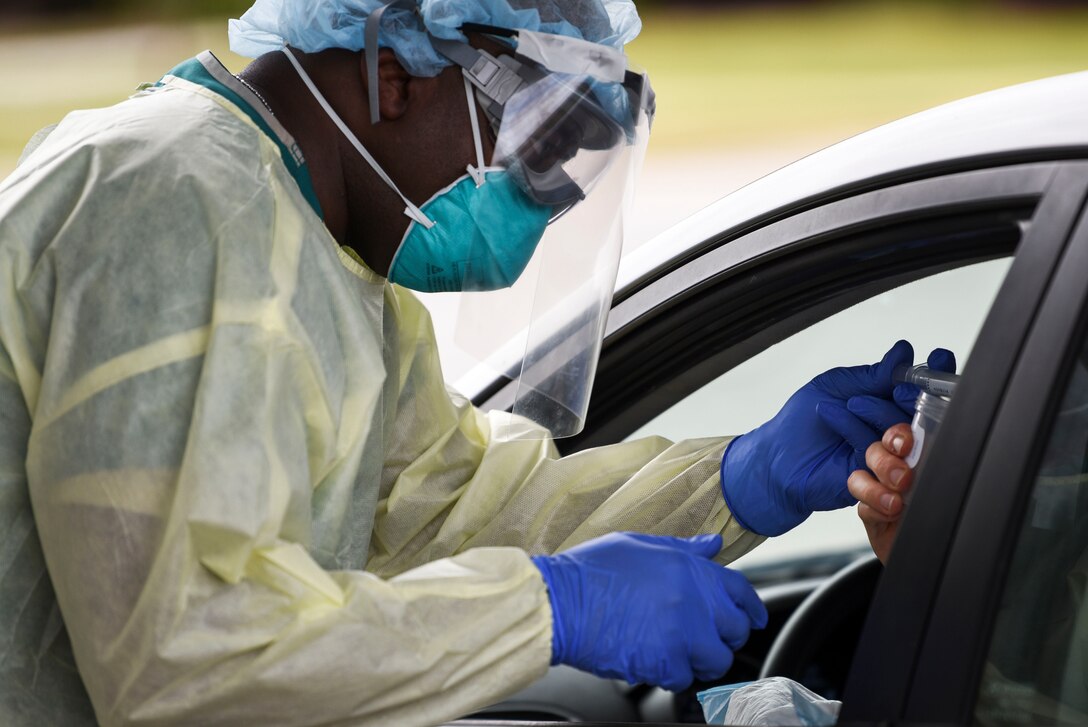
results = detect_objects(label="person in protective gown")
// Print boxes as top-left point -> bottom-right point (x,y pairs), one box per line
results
0,0 -> 949,724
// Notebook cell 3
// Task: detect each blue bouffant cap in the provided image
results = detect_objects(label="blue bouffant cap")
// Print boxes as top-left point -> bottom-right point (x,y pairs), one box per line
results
229,0 -> 642,75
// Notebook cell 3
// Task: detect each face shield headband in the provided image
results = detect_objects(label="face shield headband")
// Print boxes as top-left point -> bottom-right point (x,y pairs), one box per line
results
427,26 -> 654,211
362,1 -> 654,211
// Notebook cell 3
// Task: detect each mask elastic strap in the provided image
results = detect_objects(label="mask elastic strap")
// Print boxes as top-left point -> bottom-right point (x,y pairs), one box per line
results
462,70 -> 487,187
281,47 -> 434,229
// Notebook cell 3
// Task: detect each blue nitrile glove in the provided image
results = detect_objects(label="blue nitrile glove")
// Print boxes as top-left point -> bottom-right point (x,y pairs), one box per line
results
720,341 -> 955,537
531,532 -> 768,692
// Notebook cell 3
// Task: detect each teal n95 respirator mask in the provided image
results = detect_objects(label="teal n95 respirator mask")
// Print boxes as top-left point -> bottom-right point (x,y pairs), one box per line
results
383,60 -> 554,293
386,167 -> 553,292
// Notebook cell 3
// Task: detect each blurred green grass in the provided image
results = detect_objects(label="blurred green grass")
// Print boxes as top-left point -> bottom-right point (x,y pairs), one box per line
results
0,19 -> 239,175
2,2 -> 1087,177
629,2 -> 1088,148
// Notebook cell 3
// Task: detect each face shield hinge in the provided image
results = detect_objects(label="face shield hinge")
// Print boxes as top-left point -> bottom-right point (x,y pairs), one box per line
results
625,70 -> 656,129
469,55 -> 500,85
430,36 -> 528,107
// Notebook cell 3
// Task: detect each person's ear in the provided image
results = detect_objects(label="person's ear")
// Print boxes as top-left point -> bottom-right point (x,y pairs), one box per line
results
363,47 -> 411,121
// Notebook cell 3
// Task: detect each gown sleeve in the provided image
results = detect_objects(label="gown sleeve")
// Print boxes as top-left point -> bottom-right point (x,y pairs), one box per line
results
367,282 -> 764,578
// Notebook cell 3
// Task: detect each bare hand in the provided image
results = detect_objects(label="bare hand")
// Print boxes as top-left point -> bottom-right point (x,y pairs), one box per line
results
847,423 -> 914,563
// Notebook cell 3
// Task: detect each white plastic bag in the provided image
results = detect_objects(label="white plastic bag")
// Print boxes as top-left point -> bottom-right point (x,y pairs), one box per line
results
697,676 -> 842,726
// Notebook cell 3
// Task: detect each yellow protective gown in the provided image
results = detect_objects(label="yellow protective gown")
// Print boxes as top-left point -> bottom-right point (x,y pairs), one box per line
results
0,51 -> 762,727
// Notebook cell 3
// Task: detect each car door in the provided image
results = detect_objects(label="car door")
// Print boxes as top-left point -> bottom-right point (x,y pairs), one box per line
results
844,162 -> 1088,724
473,159 -> 1070,724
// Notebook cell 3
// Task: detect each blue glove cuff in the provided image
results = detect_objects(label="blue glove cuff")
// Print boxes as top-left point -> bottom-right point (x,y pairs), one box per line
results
719,438 -> 756,533
720,432 -> 804,537
531,555 -> 566,667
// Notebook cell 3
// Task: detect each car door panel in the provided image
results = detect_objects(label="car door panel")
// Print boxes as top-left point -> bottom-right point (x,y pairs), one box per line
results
843,161 -> 1088,722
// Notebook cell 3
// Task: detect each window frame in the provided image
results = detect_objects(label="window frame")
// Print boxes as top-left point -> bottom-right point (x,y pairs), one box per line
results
541,162 -> 1058,453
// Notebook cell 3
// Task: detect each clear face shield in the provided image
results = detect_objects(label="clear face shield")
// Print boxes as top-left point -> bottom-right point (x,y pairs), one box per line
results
428,26 -> 656,440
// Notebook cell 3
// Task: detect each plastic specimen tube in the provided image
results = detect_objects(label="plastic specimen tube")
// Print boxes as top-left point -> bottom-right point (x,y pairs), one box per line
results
893,364 -> 960,397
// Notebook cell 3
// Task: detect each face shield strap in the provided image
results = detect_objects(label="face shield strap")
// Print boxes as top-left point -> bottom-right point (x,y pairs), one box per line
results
462,70 -> 488,187
364,0 -> 418,125
280,47 -> 435,229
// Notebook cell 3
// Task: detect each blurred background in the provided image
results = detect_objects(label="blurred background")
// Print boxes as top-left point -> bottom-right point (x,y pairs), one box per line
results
2,0 -> 1087,248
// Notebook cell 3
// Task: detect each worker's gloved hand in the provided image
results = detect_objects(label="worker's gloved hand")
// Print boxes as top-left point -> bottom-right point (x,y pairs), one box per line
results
834,347 -> 957,450
531,532 -> 767,692
720,340 -> 956,537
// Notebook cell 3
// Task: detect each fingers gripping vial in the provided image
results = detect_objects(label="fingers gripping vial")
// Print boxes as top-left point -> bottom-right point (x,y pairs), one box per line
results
720,341 -> 917,536
893,364 -> 961,470
718,342 -> 960,536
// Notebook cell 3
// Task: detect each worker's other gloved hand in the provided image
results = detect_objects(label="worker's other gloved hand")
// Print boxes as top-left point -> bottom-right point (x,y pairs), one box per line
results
531,532 -> 767,692
720,340 -> 955,536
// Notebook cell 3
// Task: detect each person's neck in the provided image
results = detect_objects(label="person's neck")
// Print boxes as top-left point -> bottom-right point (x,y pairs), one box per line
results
238,50 -> 417,277
238,52 -> 351,246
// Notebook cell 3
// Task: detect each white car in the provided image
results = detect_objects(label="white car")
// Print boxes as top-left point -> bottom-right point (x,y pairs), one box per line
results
451,69 -> 1088,725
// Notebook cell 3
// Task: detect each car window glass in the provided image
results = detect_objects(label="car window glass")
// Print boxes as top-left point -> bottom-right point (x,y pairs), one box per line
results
975,340 -> 1088,726
626,257 -> 1012,574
